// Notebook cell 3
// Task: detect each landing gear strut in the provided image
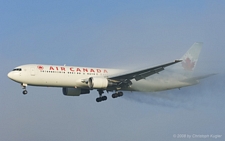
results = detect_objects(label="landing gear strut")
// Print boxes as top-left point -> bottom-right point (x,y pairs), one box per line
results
21,83 -> 28,95
112,91 -> 123,98
96,90 -> 107,102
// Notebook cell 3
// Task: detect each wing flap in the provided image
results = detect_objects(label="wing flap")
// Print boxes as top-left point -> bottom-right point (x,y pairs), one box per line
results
134,67 -> 164,81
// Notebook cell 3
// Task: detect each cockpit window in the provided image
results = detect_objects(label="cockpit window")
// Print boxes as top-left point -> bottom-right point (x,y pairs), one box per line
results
13,68 -> 22,71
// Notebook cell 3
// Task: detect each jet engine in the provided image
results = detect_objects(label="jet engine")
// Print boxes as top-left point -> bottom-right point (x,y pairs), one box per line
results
88,77 -> 116,89
62,88 -> 90,96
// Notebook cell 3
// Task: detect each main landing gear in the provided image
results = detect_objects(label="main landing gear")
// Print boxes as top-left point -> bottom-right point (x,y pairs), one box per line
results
21,83 -> 28,95
96,90 -> 124,102
112,91 -> 123,98
96,90 -> 107,102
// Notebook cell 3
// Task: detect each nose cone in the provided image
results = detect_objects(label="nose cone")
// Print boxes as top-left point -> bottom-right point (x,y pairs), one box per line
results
7,72 -> 13,79
8,71 -> 21,82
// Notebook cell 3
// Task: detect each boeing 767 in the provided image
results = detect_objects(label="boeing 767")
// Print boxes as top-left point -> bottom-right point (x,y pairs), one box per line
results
8,42 -> 210,102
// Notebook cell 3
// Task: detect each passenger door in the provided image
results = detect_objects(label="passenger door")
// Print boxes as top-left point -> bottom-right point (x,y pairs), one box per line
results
30,67 -> 36,76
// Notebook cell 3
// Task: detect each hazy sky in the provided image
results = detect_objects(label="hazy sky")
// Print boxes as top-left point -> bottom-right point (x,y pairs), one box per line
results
1,1 -> 225,141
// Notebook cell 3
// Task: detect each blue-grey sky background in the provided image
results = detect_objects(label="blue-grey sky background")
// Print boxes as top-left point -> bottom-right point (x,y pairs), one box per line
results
1,1 -> 225,141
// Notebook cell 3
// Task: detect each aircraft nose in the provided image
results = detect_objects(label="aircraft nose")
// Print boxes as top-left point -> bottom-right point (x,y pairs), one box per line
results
7,72 -> 13,79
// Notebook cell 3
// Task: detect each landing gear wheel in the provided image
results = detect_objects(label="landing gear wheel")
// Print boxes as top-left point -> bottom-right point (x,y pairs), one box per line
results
102,96 -> 107,101
23,90 -> 28,95
112,92 -> 123,98
96,90 -> 107,102
96,97 -> 101,102
112,93 -> 118,98
118,92 -> 123,97
96,96 -> 107,102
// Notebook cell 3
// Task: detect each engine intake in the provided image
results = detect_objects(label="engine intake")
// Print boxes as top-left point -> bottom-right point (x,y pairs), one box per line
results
88,77 -> 116,89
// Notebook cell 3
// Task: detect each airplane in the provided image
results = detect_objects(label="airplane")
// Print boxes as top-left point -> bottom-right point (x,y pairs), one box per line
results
7,42 -> 209,102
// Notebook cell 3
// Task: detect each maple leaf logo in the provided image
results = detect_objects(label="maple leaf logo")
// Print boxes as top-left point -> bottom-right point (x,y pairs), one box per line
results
182,57 -> 195,71
37,65 -> 44,70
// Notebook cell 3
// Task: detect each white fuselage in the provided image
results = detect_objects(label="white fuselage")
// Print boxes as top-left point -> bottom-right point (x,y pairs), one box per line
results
8,64 -> 196,92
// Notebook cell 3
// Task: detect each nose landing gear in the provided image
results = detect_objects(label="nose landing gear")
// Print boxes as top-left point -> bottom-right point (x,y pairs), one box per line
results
21,83 -> 28,95
23,90 -> 28,95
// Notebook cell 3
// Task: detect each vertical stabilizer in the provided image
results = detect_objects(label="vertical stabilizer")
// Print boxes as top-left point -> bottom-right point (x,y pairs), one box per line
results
181,42 -> 202,71
169,42 -> 202,77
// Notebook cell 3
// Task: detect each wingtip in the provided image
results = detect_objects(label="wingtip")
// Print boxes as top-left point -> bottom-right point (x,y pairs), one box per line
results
175,59 -> 183,62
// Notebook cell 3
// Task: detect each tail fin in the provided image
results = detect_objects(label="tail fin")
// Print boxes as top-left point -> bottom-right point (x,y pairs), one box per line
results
170,42 -> 202,76
181,42 -> 202,71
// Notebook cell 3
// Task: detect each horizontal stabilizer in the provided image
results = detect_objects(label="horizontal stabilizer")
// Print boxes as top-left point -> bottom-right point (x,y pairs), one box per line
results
181,73 -> 217,83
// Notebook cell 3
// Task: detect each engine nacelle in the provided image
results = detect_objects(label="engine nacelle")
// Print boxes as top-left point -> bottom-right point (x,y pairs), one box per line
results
88,77 -> 115,89
62,88 -> 90,96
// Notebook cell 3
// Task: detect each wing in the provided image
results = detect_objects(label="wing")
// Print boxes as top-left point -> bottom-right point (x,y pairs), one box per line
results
108,60 -> 182,82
